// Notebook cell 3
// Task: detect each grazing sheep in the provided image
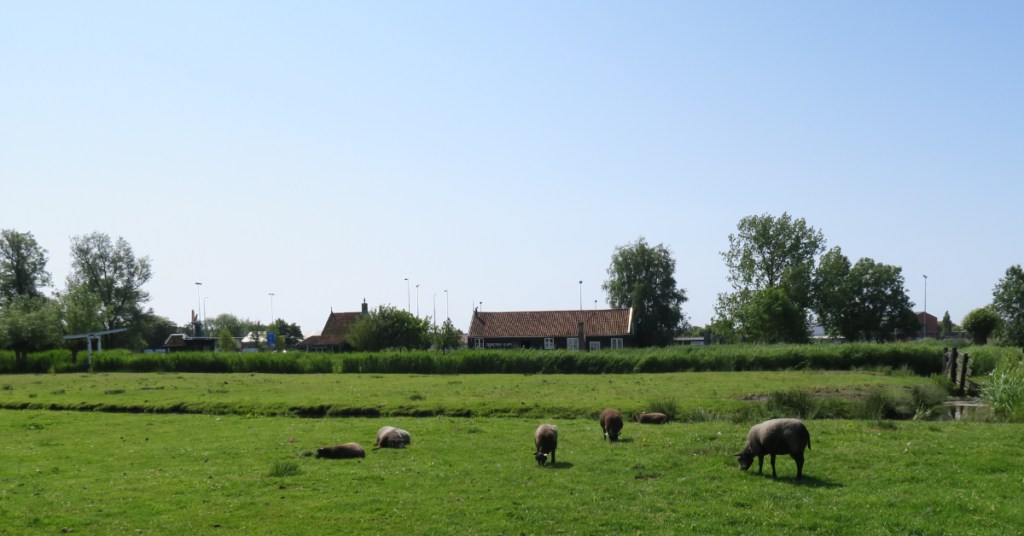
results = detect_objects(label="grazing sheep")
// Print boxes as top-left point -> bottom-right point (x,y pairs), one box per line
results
534,424 -> 558,466
735,418 -> 811,479
315,442 -> 366,459
374,426 -> 412,449
634,412 -> 669,424
599,408 -> 624,442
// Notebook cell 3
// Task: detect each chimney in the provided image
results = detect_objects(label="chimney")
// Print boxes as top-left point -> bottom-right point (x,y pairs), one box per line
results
361,299 -> 368,315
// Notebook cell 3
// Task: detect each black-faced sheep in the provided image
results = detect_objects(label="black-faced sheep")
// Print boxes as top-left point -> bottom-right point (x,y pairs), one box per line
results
599,408 -> 624,442
534,424 -> 558,466
735,418 -> 811,479
374,426 -> 412,449
315,442 -> 366,459
634,412 -> 669,424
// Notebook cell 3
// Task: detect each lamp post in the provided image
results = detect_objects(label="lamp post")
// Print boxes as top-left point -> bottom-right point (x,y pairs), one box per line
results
203,297 -> 211,333
405,278 -> 411,313
432,293 -> 437,328
578,280 -> 583,311
416,283 -> 420,318
444,290 -> 449,320
269,293 -> 275,326
194,282 -> 202,321
923,275 -> 928,339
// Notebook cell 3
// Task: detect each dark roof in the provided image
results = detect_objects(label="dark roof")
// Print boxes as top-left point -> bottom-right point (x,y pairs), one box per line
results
467,308 -> 633,338
303,311 -> 364,347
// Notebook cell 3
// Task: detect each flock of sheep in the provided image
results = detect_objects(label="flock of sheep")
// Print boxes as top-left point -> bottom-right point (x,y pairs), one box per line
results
314,412 -> 812,480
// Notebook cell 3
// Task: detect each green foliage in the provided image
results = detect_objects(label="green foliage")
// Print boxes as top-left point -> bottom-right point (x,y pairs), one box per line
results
267,460 -> 301,477
347,305 -> 430,351
602,237 -> 688,346
941,311 -> 953,338
218,328 -> 237,352
0,296 -> 62,360
718,212 -> 824,343
430,318 -> 464,351
0,229 -> 52,303
644,396 -> 679,420
962,306 -> 1001,344
767,388 -> 822,419
858,387 -> 915,420
992,264 -> 1024,350
983,355 -> 1024,420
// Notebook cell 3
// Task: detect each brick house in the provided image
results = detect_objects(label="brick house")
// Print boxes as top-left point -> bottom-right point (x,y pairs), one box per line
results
297,302 -> 369,352
466,308 -> 634,350
917,311 -> 940,338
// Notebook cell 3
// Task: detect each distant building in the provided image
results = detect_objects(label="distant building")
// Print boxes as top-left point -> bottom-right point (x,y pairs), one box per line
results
297,301 -> 370,352
163,333 -> 220,352
466,308 -> 634,350
917,311 -> 940,338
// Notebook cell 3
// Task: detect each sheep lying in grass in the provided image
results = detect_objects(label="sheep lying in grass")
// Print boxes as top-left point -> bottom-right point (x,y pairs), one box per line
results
315,442 -> 365,459
599,408 -> 624,442
534,424 -> 558,466
374,426 -> 412,449
735,418 -> 811,479
634,412 -> 668,424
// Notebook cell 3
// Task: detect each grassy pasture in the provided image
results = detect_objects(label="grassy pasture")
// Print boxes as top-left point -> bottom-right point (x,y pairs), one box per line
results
1,410 -> 1023,535
0,371 -> 934,418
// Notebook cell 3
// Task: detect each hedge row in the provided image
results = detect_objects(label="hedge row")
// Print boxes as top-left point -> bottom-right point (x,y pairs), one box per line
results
1,343 -> 1017,375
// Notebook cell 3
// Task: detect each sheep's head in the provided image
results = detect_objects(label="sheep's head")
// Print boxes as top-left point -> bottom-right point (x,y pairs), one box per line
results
735,452 -> 753,471
315,448 -> 325,459
535,451 -> 548,466
607,430 -> 620,442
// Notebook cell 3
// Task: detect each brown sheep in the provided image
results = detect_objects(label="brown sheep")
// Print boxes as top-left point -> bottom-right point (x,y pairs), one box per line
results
315,442 -> 366,459
534,424 -> 558,466
599,408 -> 624,442
634,412 -> 669,424
374,426 -> 412,449
735,418 -> 811,479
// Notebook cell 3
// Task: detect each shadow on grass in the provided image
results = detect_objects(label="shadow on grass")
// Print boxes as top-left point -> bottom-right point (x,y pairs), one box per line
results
751,473 -> 843,488
540,461 -> 574,469
610,438 -> 635,444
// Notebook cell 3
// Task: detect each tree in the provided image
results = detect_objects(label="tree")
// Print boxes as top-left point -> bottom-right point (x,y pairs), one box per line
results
217,328 -> 238,352
734,287 -> 808,344
0,229 -> 52,303
961,306 -> 1000,345
941,311 -> 953,338
602,237 -> 688,347
66,233 -> 152,346
717,213 -> 824,343
812,248 -> 917,341
430,318 -> 464,352
992,264 -> 1024,350
56,284 -> 104,361
347,305 -> 430,351
0,296 -> 61,362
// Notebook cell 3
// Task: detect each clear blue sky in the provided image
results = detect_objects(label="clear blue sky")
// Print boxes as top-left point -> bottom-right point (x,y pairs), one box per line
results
2,2 -> 1021,336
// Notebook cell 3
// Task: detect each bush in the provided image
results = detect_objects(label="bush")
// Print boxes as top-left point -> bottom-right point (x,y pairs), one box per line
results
767,389 -> 821,419
983,356 -> 1024,420
858,387 -> 914,420
644,396 -> 679,420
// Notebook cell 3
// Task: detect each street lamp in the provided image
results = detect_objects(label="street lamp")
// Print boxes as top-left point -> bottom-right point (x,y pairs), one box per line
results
268,293 -> 275,325
923,275 -> 928,339
194,282 -> 202,322
578,280 -> 583,311
405,278 -> 411,313
416,283 -> 420,318
444,289 -> 449,320
203,297 -> 212,332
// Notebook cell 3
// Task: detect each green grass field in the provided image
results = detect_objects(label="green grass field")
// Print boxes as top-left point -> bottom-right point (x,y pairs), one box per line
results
0,371 -> 933,419
1,371 -> 1021,535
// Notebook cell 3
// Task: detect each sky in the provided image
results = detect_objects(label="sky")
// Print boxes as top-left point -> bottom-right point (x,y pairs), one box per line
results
2,1 -> 1021,337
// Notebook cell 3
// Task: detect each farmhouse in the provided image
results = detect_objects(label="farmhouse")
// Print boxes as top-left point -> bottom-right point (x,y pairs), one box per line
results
297,301 -> 369,352
467,307 -> 634,350
916,311 -> 940,338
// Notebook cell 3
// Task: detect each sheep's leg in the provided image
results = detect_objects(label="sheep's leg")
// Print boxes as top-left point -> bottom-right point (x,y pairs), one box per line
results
550,450 -> 556,465
794,452 -> 804,480
769,454 -> 777,478
756,455 -> 764,474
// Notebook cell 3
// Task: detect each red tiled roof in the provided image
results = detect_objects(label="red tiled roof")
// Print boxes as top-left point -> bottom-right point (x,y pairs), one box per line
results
468,308 -> 633,338
310,311 -> 363,346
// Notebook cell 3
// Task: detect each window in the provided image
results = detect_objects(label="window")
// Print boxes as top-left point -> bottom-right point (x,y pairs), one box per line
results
544,338 -> 555,350
611,338 -> 624,349
589,341 -> 601,351
567,338 -> 579,351
473,338 -> 485,349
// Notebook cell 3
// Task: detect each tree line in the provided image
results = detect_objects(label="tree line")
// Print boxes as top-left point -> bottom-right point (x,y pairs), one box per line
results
4,216 -> 1024,355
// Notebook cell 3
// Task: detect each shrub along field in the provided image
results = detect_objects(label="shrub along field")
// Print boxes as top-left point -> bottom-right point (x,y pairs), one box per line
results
1,410 -> 1022,535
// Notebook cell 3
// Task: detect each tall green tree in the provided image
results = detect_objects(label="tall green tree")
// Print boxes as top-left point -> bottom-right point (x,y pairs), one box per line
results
66,233 -> 152,345
941,311 -> 953,338
430,318 -> 464,352
0,296 -> 61,362
602,237 -> 688,347
992,264 -> 1024,350
0,229 -> 52,303
962,306 -> 1000,345
717,213 -> 824,343
347,305 -> 430,351
813,248 -> 916,342
56,284 -> 104,360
